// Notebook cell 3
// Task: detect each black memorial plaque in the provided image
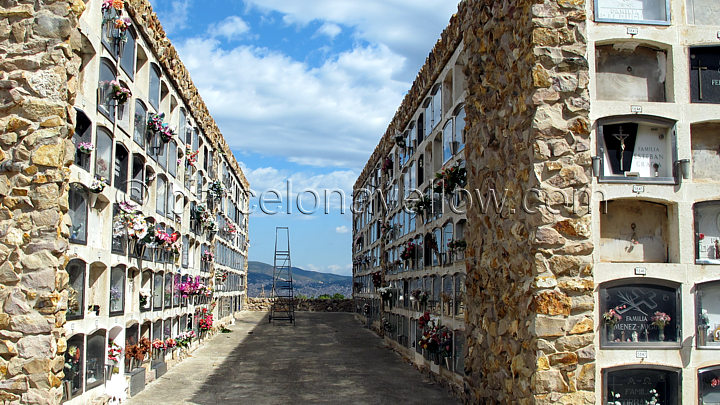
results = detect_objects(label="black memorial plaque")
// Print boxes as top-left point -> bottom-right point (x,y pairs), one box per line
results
691,47 -> 720,104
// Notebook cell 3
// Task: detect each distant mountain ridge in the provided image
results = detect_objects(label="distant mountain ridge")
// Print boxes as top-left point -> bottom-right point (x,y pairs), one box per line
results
247,261 -> 352,298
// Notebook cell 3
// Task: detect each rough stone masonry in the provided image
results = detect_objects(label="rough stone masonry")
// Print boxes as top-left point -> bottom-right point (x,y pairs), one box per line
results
461,0 -> 594,403
0,0 -> 86,403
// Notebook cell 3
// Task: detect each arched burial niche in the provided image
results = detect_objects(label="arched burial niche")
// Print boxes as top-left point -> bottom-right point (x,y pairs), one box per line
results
595,43 -> 667,102
603,366 -> 679,405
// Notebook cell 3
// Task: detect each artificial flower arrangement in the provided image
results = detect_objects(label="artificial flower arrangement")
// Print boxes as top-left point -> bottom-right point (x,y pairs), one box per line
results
138,288 -> 150,309
175,331 -> 196,348
651,311 -> 671,329
198,308 -> 213,332
209,180 -> 226,200
602,305 -> 625,328
201,249 -> 214,263
113,17 -> 131,39
155,229 -> 181,254
411,195 -> 433,217
112,201 -> 148,240
215,270 -> 228,283
164,338 -> 177,350
184,145 -> 199,168
410,289 -> 429,306
107,79 -> 131,104
77,142 -> 94,154
377,286 -> 393,301
177,276 -> 212,298
447,239 -> 467,252
371,271 -> 382,288
107,339 -> 123,364
433,162 -> 467,195
401,241 -> 417,261
101,0 -> 124,20
151,338 -> 165,350
64,345 -> 81,379
382,156 -> 393,174
224,222 -> 237,235
88,177 -> 107,193
417,311 -> 432,329
146,113 -> 176,143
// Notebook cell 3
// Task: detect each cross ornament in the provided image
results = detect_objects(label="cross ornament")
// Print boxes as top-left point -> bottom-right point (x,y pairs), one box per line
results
612,126 -> 630,171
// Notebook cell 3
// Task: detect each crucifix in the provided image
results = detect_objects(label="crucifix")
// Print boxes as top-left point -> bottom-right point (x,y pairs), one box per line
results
612,126 -> 630,171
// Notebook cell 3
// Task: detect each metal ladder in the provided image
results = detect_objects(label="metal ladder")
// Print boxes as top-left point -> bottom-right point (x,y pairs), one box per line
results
270,227 -> 295,324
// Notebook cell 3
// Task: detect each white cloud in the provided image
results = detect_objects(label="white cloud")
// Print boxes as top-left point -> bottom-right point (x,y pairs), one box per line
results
209,16 -> 250,41
150,0 -> 191,35
315,22 -> 341,39
238,162 -> 356,216
243,0 -> 459,77
335,225 -> 348,234
176,38 -> 407,169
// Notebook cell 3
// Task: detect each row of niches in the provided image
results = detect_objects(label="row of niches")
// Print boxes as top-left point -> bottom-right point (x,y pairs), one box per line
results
602,366 -> 720,405
596,43 -> 720,104
600,279 -> 720,349
353,299 -> 466,377
594,116 -> 719,184
65,258 -> 242,321
593,0 -> 719,26
599,199 -> 720,264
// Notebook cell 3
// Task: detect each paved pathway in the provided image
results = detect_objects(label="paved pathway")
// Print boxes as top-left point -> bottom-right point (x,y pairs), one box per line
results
127,312 -> 457,405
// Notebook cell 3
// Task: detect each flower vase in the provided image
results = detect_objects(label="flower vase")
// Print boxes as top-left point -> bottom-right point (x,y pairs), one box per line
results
444,357 -> 451,370
699,325 -> 709,346
658,328 -> 665,342
117,102 -> 126,121
87,192 -> 98,208
606,324 -> 615,341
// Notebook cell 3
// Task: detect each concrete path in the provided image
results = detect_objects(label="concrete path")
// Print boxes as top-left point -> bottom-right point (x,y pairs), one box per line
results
127,312 -> 458,405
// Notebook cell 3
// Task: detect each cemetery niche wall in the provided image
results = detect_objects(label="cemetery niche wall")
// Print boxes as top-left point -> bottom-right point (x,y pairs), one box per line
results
596,44 -> 667,102
600,200 -> 670,263
691,122 -> 720,182
597,116 -> 677,183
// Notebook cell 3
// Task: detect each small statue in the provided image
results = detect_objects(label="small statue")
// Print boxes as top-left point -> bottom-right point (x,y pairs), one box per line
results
632,331 -> 639,342
715,239 -> 720,260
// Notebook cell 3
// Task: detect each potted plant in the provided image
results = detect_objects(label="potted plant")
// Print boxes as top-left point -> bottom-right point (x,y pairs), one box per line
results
433,162 -> 467,196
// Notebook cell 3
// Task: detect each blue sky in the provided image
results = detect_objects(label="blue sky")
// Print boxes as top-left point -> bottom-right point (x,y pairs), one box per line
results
149,0 -> 459,275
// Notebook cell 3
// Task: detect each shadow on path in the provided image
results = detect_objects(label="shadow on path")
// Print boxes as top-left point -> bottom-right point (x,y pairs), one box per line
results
189,312 -> 456,405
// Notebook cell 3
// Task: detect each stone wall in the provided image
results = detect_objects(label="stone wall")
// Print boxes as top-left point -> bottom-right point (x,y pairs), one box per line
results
246,298 -> 354,313
461,0 -> 593,403
0,1 -> 86,403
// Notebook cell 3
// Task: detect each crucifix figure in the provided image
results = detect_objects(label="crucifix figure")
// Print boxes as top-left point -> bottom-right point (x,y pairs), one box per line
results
612,126 -> 630,171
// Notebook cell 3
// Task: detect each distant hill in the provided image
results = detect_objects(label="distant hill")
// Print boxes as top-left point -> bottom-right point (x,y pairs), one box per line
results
247,261 -> 352,298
